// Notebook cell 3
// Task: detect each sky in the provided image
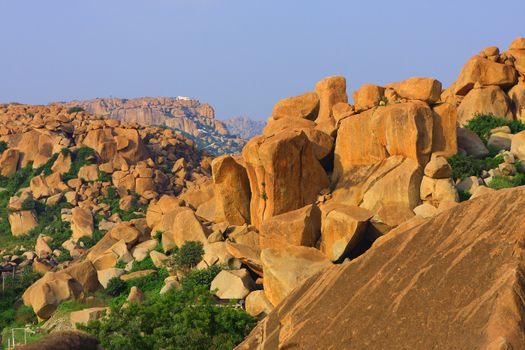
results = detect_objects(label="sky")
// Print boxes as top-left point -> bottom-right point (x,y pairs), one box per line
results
0,1 -> 524,121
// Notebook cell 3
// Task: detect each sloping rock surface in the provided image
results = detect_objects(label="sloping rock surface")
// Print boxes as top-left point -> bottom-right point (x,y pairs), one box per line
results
238,187 -> 525,350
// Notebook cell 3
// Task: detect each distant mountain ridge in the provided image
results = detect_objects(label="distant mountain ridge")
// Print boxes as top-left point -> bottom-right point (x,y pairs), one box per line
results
223,116 -> 266,140
57,96 -> 256,155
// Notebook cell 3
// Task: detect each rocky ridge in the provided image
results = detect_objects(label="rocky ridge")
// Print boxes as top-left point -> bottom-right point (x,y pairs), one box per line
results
59,97 -> 247,155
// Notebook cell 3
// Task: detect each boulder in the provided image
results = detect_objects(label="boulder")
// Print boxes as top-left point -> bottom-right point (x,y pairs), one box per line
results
212,155 -> 251,226
386,77 -> 442,104
8,210 -> 38,236
71,207 -> 94,240
124,286 -> 145,306
261,246 -> 331,306
420,176 -> 459,204
35,235 -> 53,258
413,203 -> 437,218
320,204 -> 373,261
78,164 -> 99,182
120,269 -> 156,282
431,103 -> 458,157
145,195 -> 183,228
509,48 -> 525,76
226,242 -> 263,276
131,239 -> 158,261
352,84 -> 385,112
454,55 -> 517,95
259,204 -> 321,250
245,290 -> 274,317
51,151 -> 72,175
333,101 -> 433,182
423,156 -> 452,179
97,268 -> 125,288
238,188 -> 525,350
509,82 -> 525,122
210,269 -> 255,300
511,130 -> 525,161
457,127 -> 489,158
161,209 -> 209,252
487,132 -> 513,151
242,130 -> 329,229
150,250 -> 169,268
109,222 -> 140,244
271,92 -> 319,120
70,307 -> 108,327
0,149 -> 19,176
314,76 -> 348,135
457,86 -> 513,125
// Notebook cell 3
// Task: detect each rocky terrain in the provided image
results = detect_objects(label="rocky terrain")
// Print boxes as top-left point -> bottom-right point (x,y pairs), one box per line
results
223,116 -> 266,140
1,37 -> 525,349
59,97 -> 248,155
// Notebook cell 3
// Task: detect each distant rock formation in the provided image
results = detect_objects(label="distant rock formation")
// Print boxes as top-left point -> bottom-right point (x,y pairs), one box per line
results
57,97 -> 245,155
223,116 -> 266,140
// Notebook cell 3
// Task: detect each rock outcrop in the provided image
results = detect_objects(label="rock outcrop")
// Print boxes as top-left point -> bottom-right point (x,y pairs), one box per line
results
238,188 -> 525,349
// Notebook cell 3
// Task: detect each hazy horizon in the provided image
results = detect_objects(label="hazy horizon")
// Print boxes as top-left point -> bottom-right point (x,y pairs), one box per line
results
1,0 -> 524,121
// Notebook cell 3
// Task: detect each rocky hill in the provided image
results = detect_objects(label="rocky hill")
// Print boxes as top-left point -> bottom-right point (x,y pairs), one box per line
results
2,37 -> 525,349
59,97 -> 246,155
223,116 -> 266,140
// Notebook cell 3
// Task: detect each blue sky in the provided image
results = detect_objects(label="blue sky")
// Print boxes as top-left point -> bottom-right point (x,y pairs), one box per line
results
0,0 -> 524,120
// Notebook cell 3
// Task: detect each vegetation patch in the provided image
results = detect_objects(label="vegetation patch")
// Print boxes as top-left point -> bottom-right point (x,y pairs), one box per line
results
447,152 -> 504,180
465,114 -> 525,142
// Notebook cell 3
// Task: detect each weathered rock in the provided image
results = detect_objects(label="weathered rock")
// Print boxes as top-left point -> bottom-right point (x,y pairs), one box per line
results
259,204 -> 321,250
238,188 -> 525,350
260,246 -> 331,306
245,290 -> 274,318
423,156 -> 452,179
124,286 -> 145,306
271,92 -> 319,121
70,307 -> 108,327
0,149 -> 19,176
386,77 -> 442,104
131,239 -> 158,261
454,55 -> 517,96
320,204 -> 373,261
431,103 -> 458,157
457,127 -> 489,158
120,269 -> 156,282
509,83 -> 525,122
412,203 -> 437,218
150,250 -> 169,268
226,242 -> 263,276
8,210 -> 38,236
210,269 -> 255,300
97,268 -> 126,288
242,130 -> 329,229
487,132 -> 513,151
109,222 -> 140,244
457,86 -> 513,125
145,195 -> 183,229
161,209 -> 209,252
420,176 -> 459,204
78,164 -> 99,182
212,155 -> 251,225
314,76 -> 348,135
511,130 -> 525,161
71,207 -> 94,240
352,84 -> 385,112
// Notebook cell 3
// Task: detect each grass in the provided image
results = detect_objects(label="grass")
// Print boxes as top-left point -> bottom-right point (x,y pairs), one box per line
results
488,173 -> 525,190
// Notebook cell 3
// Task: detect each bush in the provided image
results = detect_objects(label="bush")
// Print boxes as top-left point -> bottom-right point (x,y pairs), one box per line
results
168,241 -> 204,271
447,153 -> 504,180
79,267 -> 254,350
61,147 -> 95,182
67,106 -> 84,114
488,173 -> 525,190
105,278 -> 127,297
465,114 -> 525,142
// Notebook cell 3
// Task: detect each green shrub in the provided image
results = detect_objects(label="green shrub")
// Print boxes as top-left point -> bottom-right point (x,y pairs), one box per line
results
106,278 -> 128,297
488,173 -> 525,190
79,266 -> 254,350
61,147 -> 95,182
168,241 -> 204,271
78,229 -> 105,249
98,171 -> 112,182
67,106 -> 84,114
0,270 -> 40,330
447,153 -> 504,180
465,114 -> 525,142
458,190 -> 471,202
55,250 -> 71,263
130,257 -> 156,272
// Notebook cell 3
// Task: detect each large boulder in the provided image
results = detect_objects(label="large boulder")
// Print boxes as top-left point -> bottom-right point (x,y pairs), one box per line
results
509,82 -> 525,122
454,55 -> 517,96
271,92 -> 319,121
386,77 -> 442,104
0,148 -> 19,176
70,307 -> 108,328
320,204 -> 373,261
242,130 -> 329,229
212,155 -> 251,225
71,207 -> 94,240
261,246 -> 331,306
511,130 -> 525,161
259,204 -> 321,250
238,188 -> 525,350
314,76 -> 348,135
457,127 -> 490,158
333,101 -> 433,183
431,103 -> 458,157
457,85 -> 513,125
145,195 -> 183,228
210,269 -> 255,299
8,210 -> 38,236
161,209 -> 209,252
352,84 -> 385,112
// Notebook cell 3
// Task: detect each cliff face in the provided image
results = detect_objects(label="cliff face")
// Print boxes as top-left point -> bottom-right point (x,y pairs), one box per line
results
59,97 -> 243,155
223,116 -> 266,140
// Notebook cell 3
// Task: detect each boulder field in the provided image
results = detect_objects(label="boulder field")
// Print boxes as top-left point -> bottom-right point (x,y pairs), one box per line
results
4,37 -> 525,348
